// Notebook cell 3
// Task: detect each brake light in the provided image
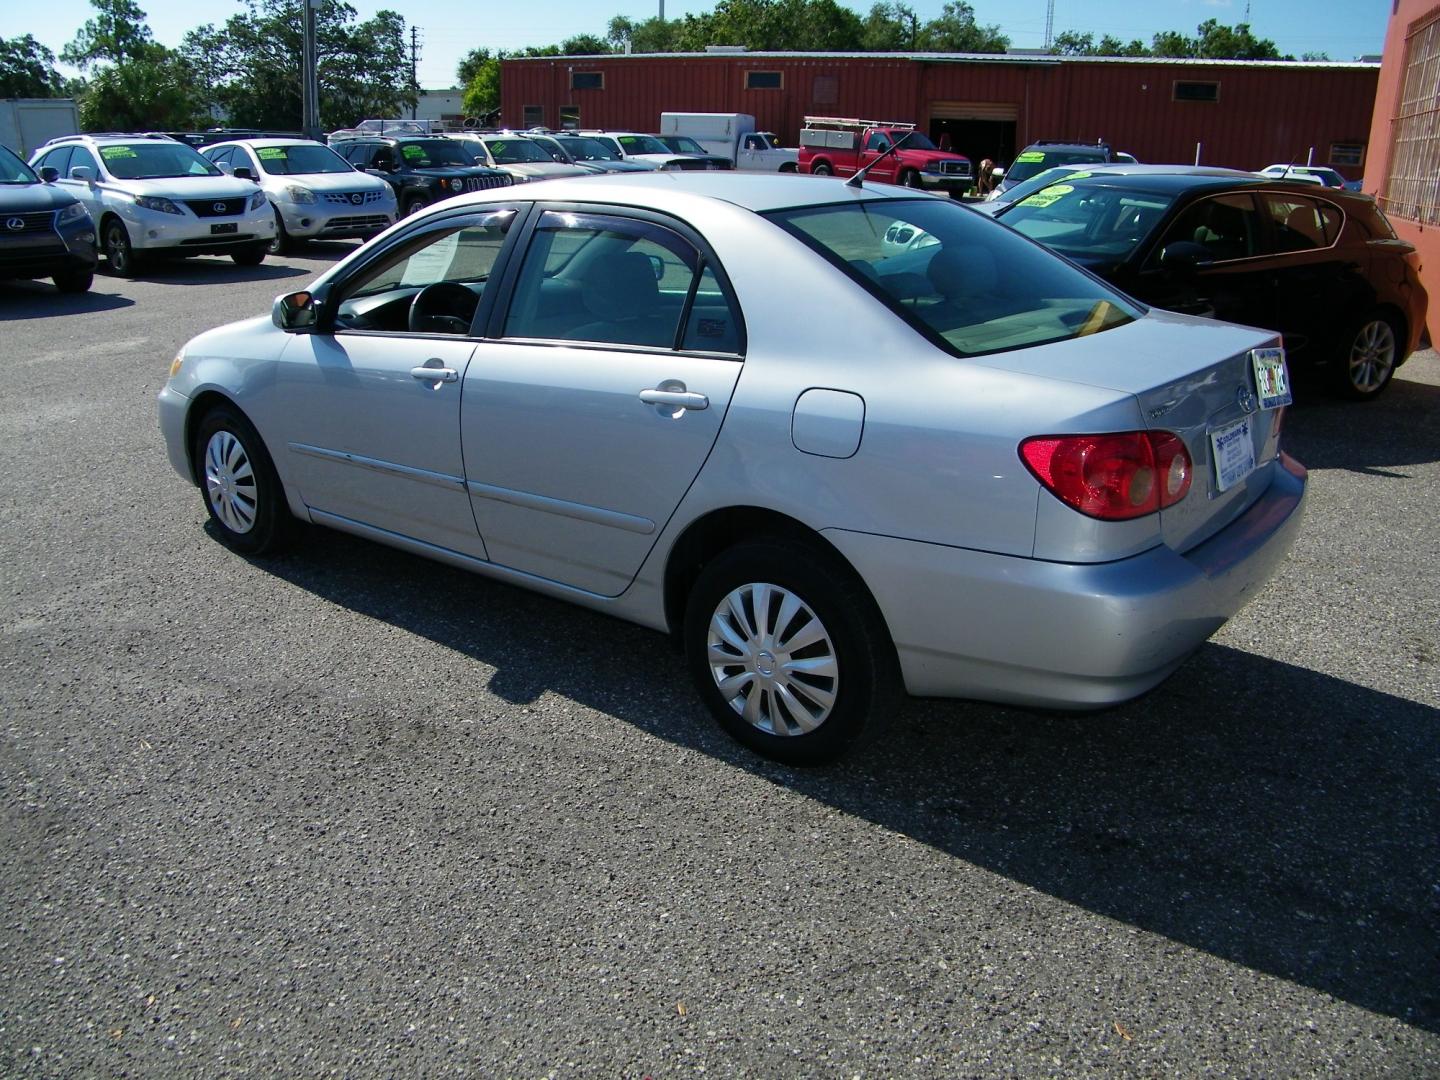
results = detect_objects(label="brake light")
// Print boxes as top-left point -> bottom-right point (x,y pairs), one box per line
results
1019,431 -> 1192,520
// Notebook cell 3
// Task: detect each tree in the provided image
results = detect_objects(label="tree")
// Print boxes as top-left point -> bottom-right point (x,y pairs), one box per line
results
860,2 -> 919,50
460,48 -> 502,118
916,1 -> 1007,53
560,34 -> 612,55
182,0 -> 414,132
61,0 -> 155,69
63,0 -> 205,129
1150,21 -> 1288,60
1052,30 -> 1147,57
674,0 -> 865,52
607,15 -> 684,53
0,35 -> 64,96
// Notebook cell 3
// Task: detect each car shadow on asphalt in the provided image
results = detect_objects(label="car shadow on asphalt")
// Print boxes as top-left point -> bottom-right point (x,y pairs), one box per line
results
0,282 -> 135,318
109,260 -> 311,286
1283,373 -> 1440,475
248,524 -> 1440,1035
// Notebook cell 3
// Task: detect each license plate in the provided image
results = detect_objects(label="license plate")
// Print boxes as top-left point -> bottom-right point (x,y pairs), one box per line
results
1251,347 -> 1292,409
210,222 -> 237,235
1211,416 -> 1256,493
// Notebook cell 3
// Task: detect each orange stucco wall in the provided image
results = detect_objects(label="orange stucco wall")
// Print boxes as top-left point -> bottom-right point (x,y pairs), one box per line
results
1366,0 -> 1440,339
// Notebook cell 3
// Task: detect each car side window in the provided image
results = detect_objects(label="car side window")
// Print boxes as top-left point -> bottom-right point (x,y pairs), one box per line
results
1260,194 -> 1331,253
39,146 -> 72,177
68,146 -> 98,176
1158,193 -> 1261,262
206,146 -> 233,169
331,211 -> 516,335
865,132 -> 891,153
503,211 -> 741,353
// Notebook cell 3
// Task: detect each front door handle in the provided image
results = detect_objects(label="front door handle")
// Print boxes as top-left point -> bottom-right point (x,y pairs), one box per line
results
639,388 -> 709,411
411,363 -> 459,383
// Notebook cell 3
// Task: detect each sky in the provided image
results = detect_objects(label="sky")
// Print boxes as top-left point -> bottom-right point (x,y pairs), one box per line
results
2,0 -> 1392,90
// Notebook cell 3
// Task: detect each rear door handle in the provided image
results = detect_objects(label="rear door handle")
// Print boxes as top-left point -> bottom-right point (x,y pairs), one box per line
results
639,388 -> 708,411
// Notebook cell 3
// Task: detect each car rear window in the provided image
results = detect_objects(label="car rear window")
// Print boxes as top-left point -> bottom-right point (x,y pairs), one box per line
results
765,198 -> 1138,357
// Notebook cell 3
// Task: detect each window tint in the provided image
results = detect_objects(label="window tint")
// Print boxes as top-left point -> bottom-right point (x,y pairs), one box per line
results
1261,194 -> 1331,253
504,212 -> 740,352
39,146 -> 72,177
865,132 -> 891,153
96,142 -> 221,179
1003,183 -> 1174,261
768,198 -> 1138,358
1157,193 -> 1261,262
69,146 -> 98,175
206,146 -> 234,169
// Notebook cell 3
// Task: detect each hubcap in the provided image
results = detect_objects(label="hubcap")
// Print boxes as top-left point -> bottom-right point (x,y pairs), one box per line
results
203,430 -> 258,534
107,228 -> 127,270
706,582 -> 838,737
1349,320 -> 1396,393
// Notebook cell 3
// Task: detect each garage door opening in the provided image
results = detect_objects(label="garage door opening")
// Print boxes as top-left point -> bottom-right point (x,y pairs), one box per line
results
929,102 -> 1020,172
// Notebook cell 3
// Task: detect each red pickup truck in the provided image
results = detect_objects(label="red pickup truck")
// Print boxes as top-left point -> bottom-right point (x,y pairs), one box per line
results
798,117 -> 973,194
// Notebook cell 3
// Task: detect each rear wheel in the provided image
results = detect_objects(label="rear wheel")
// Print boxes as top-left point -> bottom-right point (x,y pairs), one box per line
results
684,538 -> 900,764
812,162 -> 833,177
232,242 -> 267,267
102,219 -> 138,277
193,405 -> 291,555
1334,312 -> 1400,400
53,270 -> 93,293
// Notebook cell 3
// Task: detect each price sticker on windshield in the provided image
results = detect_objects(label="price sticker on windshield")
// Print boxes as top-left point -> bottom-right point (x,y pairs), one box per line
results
256,147 -> 286,160
1019,184 -> 1073,208
100,146 -> 137,159
1250,347 -> 1293,409
1015,151 -> 1046,164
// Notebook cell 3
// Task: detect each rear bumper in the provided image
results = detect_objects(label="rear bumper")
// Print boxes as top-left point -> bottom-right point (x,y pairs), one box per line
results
824,453 -> 1308,708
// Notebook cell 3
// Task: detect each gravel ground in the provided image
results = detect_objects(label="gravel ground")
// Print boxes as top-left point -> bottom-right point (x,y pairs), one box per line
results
1,246 -> 1436,1077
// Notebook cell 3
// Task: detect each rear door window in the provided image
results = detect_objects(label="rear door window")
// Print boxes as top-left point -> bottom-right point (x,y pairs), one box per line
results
1260,194 -> 1334,253
1155,193 -> 1262,262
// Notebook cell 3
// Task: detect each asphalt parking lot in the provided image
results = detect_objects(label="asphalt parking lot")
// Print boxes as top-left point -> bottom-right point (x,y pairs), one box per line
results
1,246 -> 1437,1077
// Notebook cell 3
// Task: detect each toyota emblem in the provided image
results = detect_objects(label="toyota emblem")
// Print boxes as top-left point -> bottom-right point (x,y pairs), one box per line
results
5,217 -> 23,231
213,201 -> 227,213
350,192 -> 363,205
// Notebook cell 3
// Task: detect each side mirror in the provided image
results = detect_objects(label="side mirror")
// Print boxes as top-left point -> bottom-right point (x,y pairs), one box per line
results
233,165 -> 254,180
216,161 -> 234,175
69,166 -> 93,183
273,289 -> 319,332
646,253 -> 665,281
38,166 -> 58,182
1159,241 -> 1214,275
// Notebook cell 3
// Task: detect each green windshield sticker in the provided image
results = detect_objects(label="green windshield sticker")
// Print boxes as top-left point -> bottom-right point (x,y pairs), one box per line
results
256,147 -> 286,160
100,146 -> 138,159
1066,170 -> 1091,180
401,144 -> 426,161
1018,184 -> 1073,208
1015,151 -> 1046,163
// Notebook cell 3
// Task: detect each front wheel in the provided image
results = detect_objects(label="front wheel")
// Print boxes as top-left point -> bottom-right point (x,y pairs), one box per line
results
232,242 -> 267,267
103,219 -> 138,277
402,194 -> 430,217
193,405 -> 291,554
53,270 -> 93,293
266,207 -> 290,256
683,539 -> 901,764
900,169 -> 922,188
811,162 -> 833,177
1334,313 -> 1400,400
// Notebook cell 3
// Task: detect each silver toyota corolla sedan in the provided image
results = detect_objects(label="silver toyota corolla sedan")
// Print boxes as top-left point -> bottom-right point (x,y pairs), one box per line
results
157,173 -> 1307,763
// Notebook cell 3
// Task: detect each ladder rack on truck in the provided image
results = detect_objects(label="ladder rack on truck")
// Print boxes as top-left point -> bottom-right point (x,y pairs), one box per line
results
801,117 -> 916,133
799,117 -> 918,152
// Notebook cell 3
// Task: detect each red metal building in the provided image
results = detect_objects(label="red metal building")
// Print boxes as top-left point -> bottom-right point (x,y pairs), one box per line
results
502,51 -> 1378,179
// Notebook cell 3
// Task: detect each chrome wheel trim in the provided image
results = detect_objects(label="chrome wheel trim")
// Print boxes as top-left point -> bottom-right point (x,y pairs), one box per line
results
706,581 -> 839,737
1348,319 -> 1396,393
203,430 -> 258,535
105,224 -> 129,273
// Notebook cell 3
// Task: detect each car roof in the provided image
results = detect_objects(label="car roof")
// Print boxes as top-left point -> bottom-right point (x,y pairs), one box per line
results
1042,172 -> 1345,197
208,138 -> 330,150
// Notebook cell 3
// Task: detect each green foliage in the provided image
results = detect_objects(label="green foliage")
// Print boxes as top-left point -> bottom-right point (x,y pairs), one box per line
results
607,15 -> 685,53
914,1 -> 1007,52
461,48 -> 502,118
62,1 -> 205,130
1052,31 -> 1145,57
1055,20 -> 1287,61
181,0 -> 414,132
560,34 -> 613,55
0,35 -> 64,97
861,3 -> 919,51
673,0 -> 866,52
61,0 -> 155,69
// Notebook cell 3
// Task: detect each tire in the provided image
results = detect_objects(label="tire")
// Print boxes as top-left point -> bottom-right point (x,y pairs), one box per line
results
779,162 -> 798,173
53,270 -> 93,293
1334,312 -> 1401,400
193,404 -> 291,555
102,218 -> 138,277
900,169 -> 922,188
683,538 -> 901,765
231,242 -> 267,267
812,162 -> 833,177
402,194 -> 430,217
266,208 -> 290,256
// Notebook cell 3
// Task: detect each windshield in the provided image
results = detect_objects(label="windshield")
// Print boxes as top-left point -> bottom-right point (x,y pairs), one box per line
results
397,139 -> 475,168
556,136 -> 619,161
99,141 -> 221,180
995,165 -> 1094,205
663,136 -> 706,154
1000,183 -> 1178,262
617,134 -> 671,155
254,143 -> 353,175
766,198 -> 1138,357
1006,148 -> 1108,185
0,143 -> 38,183
486,138 -> 551,164
899,131 -> 937,151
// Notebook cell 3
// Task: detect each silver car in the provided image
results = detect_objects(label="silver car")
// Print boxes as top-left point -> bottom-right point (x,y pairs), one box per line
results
201,138 -> 397,254
157,174 -> 1306,763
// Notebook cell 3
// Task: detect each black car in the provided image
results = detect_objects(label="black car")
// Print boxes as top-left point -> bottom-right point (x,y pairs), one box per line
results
0,142 -> 98,293
996,173 -> 1427,399
330,136 -> 511,217
994,141 -> 1117,197
656,135 -> 736,171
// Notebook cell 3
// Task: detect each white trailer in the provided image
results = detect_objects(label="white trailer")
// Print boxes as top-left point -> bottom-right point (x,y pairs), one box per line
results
659,112 -> 798,172
1,99 -> 80,158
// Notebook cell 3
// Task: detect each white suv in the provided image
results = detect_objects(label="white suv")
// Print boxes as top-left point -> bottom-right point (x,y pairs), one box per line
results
30,133 -> 275,275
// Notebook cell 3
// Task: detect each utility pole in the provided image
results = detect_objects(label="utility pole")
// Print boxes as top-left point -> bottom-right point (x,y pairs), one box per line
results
409,26 -> 422,121
1043,0 -> 1055,51
301,0 -> 321,140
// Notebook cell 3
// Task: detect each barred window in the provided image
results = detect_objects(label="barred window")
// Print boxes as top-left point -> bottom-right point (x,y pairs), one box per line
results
1383,8 -> 1440,224
523,105 -> 544,129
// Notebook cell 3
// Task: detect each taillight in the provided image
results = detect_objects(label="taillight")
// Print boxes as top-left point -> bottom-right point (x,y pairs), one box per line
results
1019,431 -> 1192,521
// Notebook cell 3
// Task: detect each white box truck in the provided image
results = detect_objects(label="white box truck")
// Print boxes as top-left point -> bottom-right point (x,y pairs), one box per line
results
659,112 -> 798,172
1,99 -> 81,158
